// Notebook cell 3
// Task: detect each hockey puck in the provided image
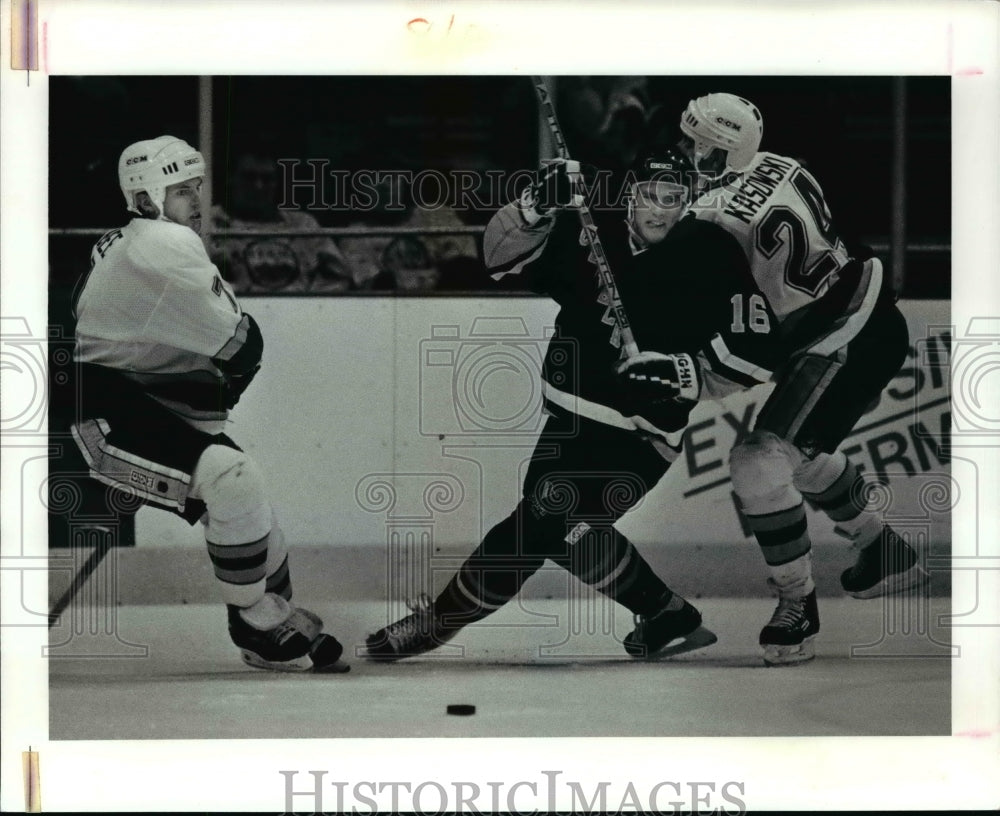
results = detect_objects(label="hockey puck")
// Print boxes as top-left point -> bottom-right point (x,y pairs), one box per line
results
446,704 -> 476,716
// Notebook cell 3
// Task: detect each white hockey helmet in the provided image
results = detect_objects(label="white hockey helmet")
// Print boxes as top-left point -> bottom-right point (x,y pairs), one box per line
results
118,136 -> 205,216
679,93 -> 763,175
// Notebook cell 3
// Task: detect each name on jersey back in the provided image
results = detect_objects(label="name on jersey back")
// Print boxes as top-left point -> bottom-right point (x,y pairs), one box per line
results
723,155 -> 796,225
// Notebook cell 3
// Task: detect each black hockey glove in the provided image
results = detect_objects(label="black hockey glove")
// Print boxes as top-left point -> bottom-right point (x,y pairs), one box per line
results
616,351 -> 701,410
222,364 -> 261,409
212,313 -> 264,409
521,158 -> 585,223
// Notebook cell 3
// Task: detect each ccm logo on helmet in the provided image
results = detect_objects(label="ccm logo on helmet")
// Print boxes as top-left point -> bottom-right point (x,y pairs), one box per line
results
126,155 -> 147,165
715,117 -> 742,131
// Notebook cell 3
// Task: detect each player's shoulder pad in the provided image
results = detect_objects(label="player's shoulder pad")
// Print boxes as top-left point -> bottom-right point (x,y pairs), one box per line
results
128,218 -> 211,263
758,150 -> 804,170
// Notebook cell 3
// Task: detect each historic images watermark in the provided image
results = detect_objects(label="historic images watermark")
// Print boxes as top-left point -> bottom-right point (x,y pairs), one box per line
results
1,315 -> 148,657
280,769 -> 748,815
418,317 -> 576,438
277,162 -> 731,215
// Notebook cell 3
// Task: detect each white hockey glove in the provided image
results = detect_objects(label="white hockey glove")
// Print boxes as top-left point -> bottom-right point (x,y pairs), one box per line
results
616,351 -> 701,407
520,158 -> 585,225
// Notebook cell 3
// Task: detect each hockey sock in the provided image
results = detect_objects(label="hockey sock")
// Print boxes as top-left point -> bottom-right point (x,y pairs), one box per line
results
745,500 -> 811,566
767,552 -> 815,598
799,455 -> 883,546
433,556 -> 527,628
434,507 -> 546,628
743,502 -> 815,597
206,533 -> 268,607
562,526 -> 673,617
265,554 -> 292,601
262,513 -> 293,600
191,446 -> 275,607
730,431 -> 817,597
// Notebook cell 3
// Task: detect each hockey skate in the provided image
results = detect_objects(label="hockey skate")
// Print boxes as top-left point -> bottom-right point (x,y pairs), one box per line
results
841,527 -> 930,599
759,586 -> 819,667
623,593 -> 717,659
365,594 -> 460,661
227,593 -> 349,673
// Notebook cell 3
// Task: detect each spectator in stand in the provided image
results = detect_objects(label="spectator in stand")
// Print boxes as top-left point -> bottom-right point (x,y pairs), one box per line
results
367,234 -> 439,292
341,172 -> 479,292
206,142 -> 358,293
560,76 -> 651,170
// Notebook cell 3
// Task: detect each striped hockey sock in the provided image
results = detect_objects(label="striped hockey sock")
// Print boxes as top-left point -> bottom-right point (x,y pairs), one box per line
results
206,534 -> 268,607
434,555 -> 534,627
744,502 -> 815,597
801,457 -> 883,545
564,525 -> 673,616
433,506 -> 546,627
265,554 -> 292,601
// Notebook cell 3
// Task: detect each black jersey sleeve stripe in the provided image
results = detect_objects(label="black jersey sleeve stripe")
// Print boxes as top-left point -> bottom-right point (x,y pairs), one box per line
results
703,333 -> 773,387
488,237 -> 550,277
483,201 -> 554,277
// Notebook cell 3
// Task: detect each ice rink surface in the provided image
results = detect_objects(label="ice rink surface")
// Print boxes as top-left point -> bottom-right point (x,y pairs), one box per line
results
49,596 -> 952,740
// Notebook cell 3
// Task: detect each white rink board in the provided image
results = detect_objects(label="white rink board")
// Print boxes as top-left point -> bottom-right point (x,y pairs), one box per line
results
137,298 -> 951,549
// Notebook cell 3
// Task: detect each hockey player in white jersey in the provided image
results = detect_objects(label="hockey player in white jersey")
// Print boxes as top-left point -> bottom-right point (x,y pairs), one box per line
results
71,136 -> 348,673
676,94 -> 928,665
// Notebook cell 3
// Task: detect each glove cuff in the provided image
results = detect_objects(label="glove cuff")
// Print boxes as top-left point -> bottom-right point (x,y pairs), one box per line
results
673,353 -> 700,401
518,187 -> 553,226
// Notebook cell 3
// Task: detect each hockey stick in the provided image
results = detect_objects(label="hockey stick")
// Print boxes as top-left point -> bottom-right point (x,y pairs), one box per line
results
531,76 -> 640,358
47,526 -> 114,628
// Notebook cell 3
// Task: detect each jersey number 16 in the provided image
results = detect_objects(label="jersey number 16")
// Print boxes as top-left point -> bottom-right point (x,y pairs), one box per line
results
730,293 -> 771,334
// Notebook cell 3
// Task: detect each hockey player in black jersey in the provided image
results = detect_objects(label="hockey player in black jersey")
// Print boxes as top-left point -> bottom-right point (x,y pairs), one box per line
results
69,136 -> 348,673
366,149 -> 783,662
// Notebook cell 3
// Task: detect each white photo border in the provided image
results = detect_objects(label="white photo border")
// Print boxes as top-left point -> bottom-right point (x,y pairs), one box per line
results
2,0 -> 998,811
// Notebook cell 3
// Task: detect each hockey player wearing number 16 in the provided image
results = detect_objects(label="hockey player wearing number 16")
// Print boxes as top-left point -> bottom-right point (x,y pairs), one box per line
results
365,150 -> 784,661
676,93 -> 929,666
70,136 -> 348,673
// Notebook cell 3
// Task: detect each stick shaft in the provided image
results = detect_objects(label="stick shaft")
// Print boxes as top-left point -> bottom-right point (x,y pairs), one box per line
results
531,76 -> 639,357
48,533 -> 113,629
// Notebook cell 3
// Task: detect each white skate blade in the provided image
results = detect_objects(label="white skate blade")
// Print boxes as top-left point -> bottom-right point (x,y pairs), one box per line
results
762,635 -> 816,667
239,648 -> 350,674
239,649 -> 313,673
847,564 -> 931,600
646,625 -> 718,660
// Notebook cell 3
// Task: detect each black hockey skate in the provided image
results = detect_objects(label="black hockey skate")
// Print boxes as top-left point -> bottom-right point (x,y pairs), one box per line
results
365,594 -> 459,661
759,586 -> 819,667
623,593 -> 717,659
840,527 -> 929,599
227,593 -> 349,673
